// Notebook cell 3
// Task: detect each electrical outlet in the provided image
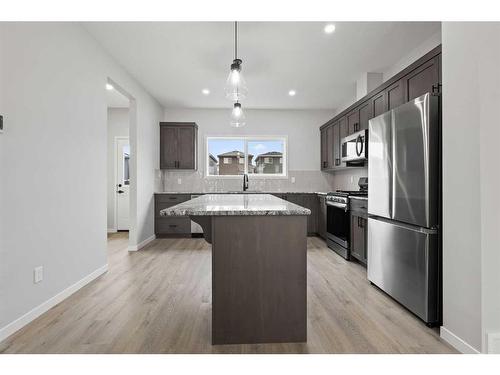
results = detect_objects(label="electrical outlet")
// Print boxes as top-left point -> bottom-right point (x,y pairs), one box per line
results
350,176 -> 354,184
34,266 -> 43,284
177,178 -> 182,185
291,177 -> 296,184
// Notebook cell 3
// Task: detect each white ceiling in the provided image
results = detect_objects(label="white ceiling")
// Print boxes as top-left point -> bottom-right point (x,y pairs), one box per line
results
106,86 -> 130,108
86,22 -> 440,110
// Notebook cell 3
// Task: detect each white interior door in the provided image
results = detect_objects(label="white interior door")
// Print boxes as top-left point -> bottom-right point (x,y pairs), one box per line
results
116,138 -> 130,230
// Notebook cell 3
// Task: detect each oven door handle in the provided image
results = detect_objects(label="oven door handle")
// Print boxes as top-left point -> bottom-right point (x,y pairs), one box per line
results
326,201 -> 348,212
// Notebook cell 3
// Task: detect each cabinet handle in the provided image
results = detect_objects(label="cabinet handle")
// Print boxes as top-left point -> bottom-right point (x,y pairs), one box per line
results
169,224 -> 178,228
432,83 -> 442,96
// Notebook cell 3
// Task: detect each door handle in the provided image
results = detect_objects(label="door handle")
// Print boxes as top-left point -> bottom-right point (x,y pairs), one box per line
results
355,135 -> 364,156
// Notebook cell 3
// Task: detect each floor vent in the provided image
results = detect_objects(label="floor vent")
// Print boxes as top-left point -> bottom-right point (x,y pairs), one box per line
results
487,333 -> 500,354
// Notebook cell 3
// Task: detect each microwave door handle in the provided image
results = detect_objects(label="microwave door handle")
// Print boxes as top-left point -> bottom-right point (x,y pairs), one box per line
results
356,134 -> 363,156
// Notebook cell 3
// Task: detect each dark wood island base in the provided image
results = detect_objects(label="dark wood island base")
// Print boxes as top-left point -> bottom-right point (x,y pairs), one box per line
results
209,215 -> 307,345
162,194 -> 310,345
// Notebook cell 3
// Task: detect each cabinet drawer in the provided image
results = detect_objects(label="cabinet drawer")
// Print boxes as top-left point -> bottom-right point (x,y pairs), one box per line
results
155,217 -> 191,234
155,194 -> 191,217
350,198 -> 368,216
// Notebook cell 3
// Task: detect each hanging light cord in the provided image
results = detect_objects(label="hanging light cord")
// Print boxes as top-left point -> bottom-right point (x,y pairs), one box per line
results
234,21 -> 238,60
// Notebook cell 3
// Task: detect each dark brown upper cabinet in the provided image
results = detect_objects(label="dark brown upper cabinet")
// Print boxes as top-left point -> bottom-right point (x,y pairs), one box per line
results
357,100 -> 372,131
160,122 -> 198,170
320,124 -> 335,170
332,121 -> 341,168
319,45 -> 441,173
403,55 -> 441,102
346,109 -> 359,135
386,79 -> 406,110
326,125 -> 334,168
371,91 -> 386,118
338,116 -> 348,168
320,120 -> 342,171
320,126 -> 328,170
346,100 -> 372,133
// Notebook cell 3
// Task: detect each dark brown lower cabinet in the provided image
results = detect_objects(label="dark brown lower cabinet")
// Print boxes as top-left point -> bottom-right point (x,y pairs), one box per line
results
155,194 -> 191,236
350,215 -> 367,265
350,198 -> 368,265
318,195 -> 327,239
278,194 -> 318,235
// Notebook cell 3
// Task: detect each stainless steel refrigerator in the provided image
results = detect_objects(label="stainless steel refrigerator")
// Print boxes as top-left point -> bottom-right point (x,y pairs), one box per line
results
367,93 -> 441,325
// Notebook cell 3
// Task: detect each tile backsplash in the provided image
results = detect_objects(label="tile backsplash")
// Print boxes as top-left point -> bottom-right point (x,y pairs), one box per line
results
328,167 -> 368,191
157,170 -> 339,193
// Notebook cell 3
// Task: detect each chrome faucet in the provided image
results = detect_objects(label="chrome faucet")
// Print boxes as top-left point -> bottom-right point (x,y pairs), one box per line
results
243,173 -> 249,192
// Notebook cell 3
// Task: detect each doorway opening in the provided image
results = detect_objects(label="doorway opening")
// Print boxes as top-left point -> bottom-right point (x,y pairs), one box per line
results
106,78 -> 134,247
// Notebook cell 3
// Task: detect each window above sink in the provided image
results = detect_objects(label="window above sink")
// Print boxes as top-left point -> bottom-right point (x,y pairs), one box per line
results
206,136 -> 287,178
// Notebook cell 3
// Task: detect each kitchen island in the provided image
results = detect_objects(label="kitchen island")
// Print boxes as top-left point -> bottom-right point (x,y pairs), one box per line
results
160,194 -> 310,345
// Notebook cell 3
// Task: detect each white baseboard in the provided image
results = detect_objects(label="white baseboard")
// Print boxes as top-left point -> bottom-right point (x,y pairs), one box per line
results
487,332 -> 500,354
440,326 -> 480,354
0,264 -> 108,343
107,228 -> 117,233
128,234 -> 156,252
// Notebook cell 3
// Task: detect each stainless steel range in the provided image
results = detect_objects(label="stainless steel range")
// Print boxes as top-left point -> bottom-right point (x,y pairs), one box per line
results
325,177 -> 367,259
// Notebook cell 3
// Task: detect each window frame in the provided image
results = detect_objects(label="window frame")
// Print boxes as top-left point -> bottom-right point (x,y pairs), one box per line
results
205,135 -> 288,179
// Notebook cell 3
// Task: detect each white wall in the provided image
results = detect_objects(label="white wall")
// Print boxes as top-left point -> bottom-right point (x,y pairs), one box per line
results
441,22 -> 500,354
107,108 -> 129,231
161,108 -> 337,192
382,30 -> 442,82
0,23 -> 163,340
332,30 -> 442,117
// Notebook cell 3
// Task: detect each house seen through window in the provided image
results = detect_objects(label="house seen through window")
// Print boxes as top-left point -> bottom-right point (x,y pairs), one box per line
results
207,137 -> 286,176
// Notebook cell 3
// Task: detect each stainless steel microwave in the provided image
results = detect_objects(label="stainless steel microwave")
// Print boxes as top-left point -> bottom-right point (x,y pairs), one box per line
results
341,129 -> 368,163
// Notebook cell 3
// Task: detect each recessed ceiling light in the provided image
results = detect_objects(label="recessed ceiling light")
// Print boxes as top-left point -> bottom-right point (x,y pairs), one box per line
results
202,88 -> 210,95
288,90 -> 296,97
324,24 -> 336,34
106,83 -> 114,91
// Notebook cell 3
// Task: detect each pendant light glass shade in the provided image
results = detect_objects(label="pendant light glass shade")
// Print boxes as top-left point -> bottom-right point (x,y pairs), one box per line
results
230,102 -> 246,128
225,59 -> 248,101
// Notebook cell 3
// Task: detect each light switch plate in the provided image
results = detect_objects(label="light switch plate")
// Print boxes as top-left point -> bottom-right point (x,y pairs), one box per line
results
291,177 -> 296,183
34,266 -> 43,284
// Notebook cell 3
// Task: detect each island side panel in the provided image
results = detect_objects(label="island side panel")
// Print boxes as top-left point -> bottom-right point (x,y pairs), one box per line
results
211,215 -> 307,345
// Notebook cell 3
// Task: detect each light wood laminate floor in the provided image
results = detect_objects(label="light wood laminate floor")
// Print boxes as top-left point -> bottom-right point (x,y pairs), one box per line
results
0,232 -> 456,354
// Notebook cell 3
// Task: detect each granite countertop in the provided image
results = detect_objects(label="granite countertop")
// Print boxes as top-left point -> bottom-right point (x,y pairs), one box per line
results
155,191 -> 328,195
160,194 -> 311,217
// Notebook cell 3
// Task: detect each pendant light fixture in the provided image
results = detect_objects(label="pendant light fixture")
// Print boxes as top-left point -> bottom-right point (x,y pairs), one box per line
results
230,102 -> 246,128
225,21 -> 248,101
